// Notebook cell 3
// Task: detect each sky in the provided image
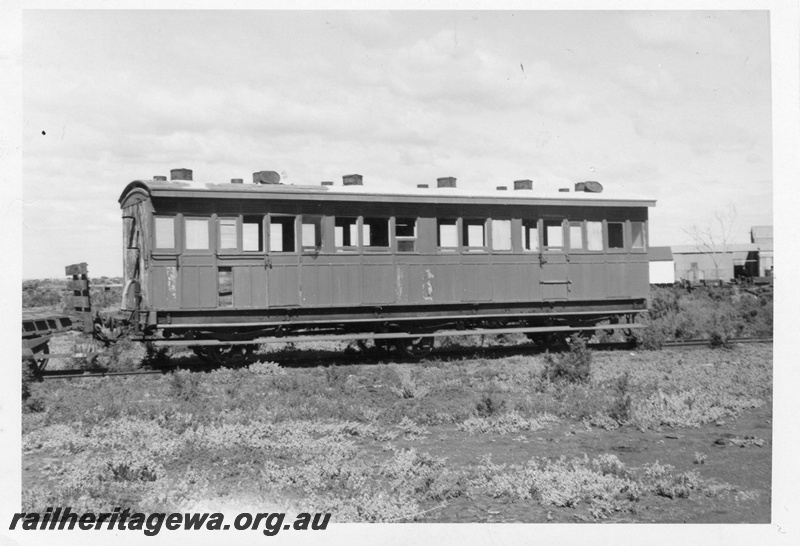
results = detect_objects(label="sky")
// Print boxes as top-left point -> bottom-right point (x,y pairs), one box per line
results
20,9 -> 774,278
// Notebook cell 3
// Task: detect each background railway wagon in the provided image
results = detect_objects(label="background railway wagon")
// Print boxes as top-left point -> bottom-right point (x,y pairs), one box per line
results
118,169 -> 654,334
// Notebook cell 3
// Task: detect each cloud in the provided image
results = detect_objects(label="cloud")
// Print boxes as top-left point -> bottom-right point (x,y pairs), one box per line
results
337,11 -> 399,48
386,30 -> 561,110
626,11 -> 740,53
617,63 -> 683,98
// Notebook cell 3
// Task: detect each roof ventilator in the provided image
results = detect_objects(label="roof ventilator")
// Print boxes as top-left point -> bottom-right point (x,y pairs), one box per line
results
253,171 -> 282,185
343,174 -> 363,186
575,181 -> 603,193
513,179 -> 532,190
170,168 -> 192,181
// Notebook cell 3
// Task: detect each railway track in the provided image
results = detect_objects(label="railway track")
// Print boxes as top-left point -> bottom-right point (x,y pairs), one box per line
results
662,337 -> 772,348
36,336 -> 773,380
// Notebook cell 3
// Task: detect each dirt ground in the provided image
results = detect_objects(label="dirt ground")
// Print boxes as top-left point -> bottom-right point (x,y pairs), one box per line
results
359,405 -> 772,523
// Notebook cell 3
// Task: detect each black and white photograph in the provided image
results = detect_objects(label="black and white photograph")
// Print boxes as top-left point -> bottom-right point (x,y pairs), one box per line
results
2,1 -> 798,544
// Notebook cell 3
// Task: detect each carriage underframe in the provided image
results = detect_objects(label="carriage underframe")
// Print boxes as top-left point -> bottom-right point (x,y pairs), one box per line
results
131,300 -> 645,363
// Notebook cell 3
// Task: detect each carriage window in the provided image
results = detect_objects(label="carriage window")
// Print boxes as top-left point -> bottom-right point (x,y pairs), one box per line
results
302,216 -> 323,252
608,222 -> 625,249
363,217 -> 389,250
587,221 -> 603,251
154,216 -> 176,249
491,219 -> 512,251
463,219 -> 486,251
334,217 -> 359,251
569,223 -> 583,250
631,222 -> 645,249
437,219 -> 458,251
543,220 -> 563,249
522,219 -> 539,251
219,218 -> 237,250
396,217 -> 417,252
218,267 -> 233,307
243,216 -> 264,252
270,216 -> 295,252
185,218 -> 210,250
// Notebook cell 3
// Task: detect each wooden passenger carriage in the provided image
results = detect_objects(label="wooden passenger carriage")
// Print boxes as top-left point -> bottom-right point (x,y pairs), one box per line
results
119,169 -> 654,360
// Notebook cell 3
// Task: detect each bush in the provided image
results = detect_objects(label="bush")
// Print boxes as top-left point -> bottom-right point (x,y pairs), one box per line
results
634,313 -> 672,350
608,371 -> 633,424
21,359 -> 47,413
475,393 -> 506,417
324,365 -> 346,388
95,338 -> 146,371
541,336 -> 592,384
168,370 -> 202,401
22,360 -> 38,402
22,280 -> 64,308
649,288 -> 681,321
70,340 -> 103,371
389,367 -> 429,399
708,331 -> 732,349
142,343 -> 170,367
644,285 -> 773,344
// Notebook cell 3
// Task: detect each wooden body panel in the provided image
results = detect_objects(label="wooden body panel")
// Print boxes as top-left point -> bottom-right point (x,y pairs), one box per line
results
120,185 -> 652,322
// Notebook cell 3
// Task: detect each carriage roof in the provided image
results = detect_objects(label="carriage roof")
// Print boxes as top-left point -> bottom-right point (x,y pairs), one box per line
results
119,178 -> 656,208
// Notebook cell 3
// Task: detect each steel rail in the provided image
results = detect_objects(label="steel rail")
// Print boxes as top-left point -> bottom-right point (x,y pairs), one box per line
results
662,337 -> 773,348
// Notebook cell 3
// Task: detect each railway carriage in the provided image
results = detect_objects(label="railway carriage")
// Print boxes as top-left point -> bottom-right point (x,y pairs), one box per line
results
118,168 -> 654,362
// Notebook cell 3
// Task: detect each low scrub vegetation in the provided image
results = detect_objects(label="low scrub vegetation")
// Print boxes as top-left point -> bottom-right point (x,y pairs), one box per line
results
472,453 -> 711,517
23,277 -> 123,313
21,336 -> 771,521
637,285 -> 772,349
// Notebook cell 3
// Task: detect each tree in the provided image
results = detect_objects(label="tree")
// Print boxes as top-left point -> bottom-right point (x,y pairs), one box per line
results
681,205 -> 737,282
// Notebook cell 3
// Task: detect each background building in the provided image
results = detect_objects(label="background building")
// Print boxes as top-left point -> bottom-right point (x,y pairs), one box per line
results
654,225 -> 772,284
750,226 -> 773,277
648,246 -> 675,284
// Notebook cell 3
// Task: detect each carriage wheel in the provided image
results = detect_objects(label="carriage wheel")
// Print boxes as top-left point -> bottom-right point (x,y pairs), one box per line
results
374,338 -> 395,355
527,332 -> 560,350
621,328 -> 638,346
192,344 -> 256,367
396,336 -> 434,360
210,344 -> 256,367
191,346 -> 215,365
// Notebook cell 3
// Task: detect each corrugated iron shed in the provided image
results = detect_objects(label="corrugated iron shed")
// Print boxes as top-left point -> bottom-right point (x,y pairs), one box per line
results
750,225 -> 773,244
648,246 -> 673,262
670,243 -> 760,255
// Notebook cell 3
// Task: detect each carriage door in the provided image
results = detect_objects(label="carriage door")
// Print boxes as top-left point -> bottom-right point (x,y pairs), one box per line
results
266,215 -> 301,307
539,220 -> 569,301
121,204 -> 142,311
179,217 -> 217,309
